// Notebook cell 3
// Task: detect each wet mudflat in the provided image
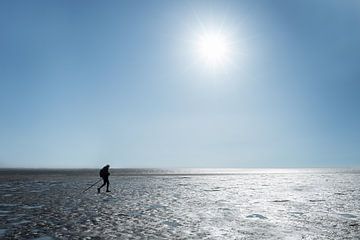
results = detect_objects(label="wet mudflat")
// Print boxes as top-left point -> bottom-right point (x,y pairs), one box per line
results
0,169 -> 359,239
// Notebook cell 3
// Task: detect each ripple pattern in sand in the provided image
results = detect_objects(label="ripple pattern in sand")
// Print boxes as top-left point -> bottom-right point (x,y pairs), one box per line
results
0,170 -> 359,239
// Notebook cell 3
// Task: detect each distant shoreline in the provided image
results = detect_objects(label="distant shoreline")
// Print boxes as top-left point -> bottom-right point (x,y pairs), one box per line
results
0,168 -> 359,177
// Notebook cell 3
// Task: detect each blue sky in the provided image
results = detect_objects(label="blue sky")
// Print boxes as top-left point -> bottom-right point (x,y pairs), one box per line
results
0,0 -> 359,168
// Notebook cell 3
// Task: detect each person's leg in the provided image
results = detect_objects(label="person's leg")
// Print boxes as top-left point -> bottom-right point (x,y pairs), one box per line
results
106,179 -> 110,192
99,179 -> 106,189
98,178 -> 106,193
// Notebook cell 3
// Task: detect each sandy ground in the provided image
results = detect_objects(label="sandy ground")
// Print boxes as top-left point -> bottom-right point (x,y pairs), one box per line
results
0,169 -> 359,239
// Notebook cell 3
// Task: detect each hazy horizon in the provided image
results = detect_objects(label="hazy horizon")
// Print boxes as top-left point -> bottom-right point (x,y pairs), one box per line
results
1,0 -> 359,168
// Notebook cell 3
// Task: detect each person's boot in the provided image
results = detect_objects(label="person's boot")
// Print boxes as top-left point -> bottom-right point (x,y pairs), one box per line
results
97,188 -> 100,193
106,189 -> 111,192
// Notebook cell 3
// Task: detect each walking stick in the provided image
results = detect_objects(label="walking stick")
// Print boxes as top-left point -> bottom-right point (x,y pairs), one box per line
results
83,179 -> 102,193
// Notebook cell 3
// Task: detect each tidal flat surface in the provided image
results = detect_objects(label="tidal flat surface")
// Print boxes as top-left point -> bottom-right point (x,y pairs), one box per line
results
0,169 -> 359,239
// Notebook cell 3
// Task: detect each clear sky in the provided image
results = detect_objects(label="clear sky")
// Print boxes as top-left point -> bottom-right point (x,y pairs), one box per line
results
0,0 -> 359,168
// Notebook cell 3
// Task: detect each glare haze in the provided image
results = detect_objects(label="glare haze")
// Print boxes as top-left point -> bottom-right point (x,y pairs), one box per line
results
0,0 -> 359,168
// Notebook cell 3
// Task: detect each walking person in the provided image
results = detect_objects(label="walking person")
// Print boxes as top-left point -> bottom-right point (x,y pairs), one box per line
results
98,165 -> 111,193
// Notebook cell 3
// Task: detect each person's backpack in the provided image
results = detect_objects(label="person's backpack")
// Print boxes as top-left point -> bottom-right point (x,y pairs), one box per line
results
99,168 -> 105,178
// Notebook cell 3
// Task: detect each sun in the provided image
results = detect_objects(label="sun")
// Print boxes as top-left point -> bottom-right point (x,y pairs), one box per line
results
192,27 -> 235,72
182,13 -> 246,75
196,31 -> 230,68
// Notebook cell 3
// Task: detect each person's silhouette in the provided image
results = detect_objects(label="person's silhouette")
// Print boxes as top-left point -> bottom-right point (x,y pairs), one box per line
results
98,165 -> 110,193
